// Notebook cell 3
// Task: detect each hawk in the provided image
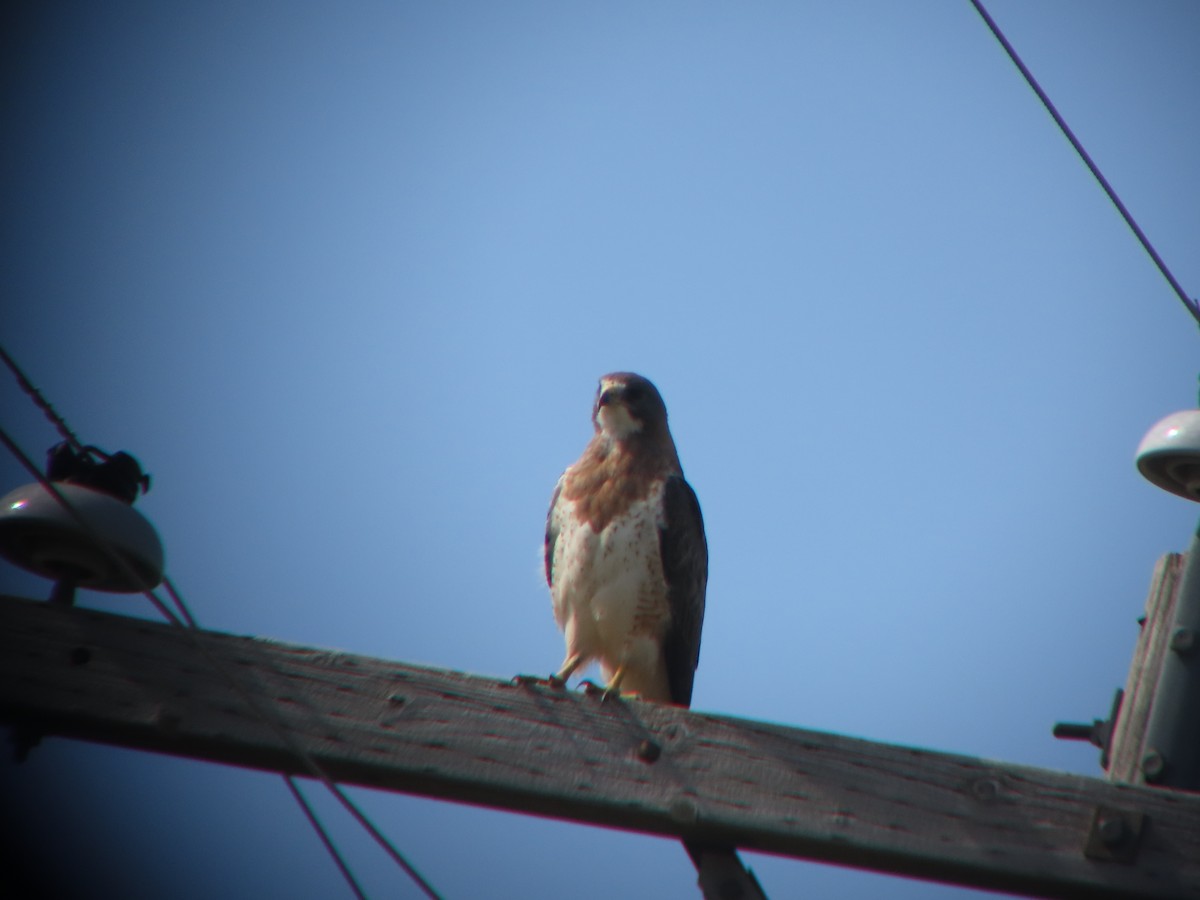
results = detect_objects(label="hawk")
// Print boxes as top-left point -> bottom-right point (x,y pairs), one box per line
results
543,372 -> 707,705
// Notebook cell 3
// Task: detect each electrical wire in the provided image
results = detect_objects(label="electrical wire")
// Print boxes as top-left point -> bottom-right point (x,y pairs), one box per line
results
0,345 -> 86,453
160,575 -> 198,629
1,424 -> 441,898
163,579 -> 444,899
0,425 -> 184,628
321,783 -> 441,899
968,0 -> 1200,329
157,584 -> 418,900
1,419 -> 443,899
0,347 -> 442,900
285,776 -> 370,900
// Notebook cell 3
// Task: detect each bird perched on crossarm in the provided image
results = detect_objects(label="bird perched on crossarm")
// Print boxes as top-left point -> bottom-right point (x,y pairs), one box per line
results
543,372 -> 707,705
537,374 -> 765,896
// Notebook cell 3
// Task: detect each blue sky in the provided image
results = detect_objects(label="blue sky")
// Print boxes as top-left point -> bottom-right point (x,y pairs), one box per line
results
2,1 -> 1199,897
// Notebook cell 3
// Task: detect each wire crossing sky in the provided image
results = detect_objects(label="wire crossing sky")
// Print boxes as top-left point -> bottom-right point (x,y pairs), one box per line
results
0,369 -> 438,898
970,0 -> 1200,328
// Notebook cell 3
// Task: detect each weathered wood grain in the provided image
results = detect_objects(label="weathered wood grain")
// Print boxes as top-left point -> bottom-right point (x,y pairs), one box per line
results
2,597 -> 1199,899
1108,553 -> 1185,785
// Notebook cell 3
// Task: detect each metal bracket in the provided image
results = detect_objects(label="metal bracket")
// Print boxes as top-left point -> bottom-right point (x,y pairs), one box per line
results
1083,806 -> 1145,864
1053,688 -> 1123,770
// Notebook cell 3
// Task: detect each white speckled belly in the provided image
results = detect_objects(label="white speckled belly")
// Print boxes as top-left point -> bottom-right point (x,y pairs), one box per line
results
550,481 -> 669,686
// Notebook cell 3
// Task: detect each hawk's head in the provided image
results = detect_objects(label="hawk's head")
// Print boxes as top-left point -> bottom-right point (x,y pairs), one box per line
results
592,372 -> 669,441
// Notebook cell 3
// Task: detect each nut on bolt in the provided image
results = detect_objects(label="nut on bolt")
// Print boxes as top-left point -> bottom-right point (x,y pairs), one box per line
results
1141,749 -> 1166,782
636,739 -> 661,763
1096,815 -> 1126,846
1085,806 -> 1145,863
1170,627 -> 1196,655
670,798 -> 699,824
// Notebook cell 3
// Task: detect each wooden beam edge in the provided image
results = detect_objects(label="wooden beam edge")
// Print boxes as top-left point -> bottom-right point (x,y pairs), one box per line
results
2,597 -> 1199,900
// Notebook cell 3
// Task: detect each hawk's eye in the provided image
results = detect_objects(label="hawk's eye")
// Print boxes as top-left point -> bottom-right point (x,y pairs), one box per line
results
624,385 -> 644,403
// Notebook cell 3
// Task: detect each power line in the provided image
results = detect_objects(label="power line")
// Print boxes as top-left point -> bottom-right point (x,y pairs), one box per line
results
160,575 -> 198,629
286,775 -> 370,900
321,783 -> 441,900
163,570 -> 444,898
0,345 -> 86,452
0,347 -> 441,900
968,0 -> 1200,329
0,423 -> 441,898
0,426 -> 184,628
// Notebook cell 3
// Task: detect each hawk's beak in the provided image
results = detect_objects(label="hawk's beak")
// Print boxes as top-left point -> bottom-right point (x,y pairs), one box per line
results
597,386 -> 623,408
594,381 -> 643,438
